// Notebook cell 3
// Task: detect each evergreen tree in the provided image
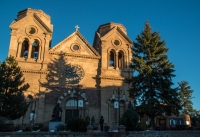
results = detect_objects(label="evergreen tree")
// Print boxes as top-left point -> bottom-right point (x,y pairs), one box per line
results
120,109 -> 139,131
127,21 -> 181,128
0,56 -> 30,120
178,81 -> 194,114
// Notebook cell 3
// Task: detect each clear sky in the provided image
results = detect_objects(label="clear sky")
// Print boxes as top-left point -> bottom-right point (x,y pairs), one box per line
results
0,0 -> 199,110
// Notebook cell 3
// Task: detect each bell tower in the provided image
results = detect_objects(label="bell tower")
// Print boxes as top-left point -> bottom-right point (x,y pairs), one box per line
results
93,22 -> 133,125
7,8 -> 53,123
93,22 -> 133,85
8,8 -> 53,70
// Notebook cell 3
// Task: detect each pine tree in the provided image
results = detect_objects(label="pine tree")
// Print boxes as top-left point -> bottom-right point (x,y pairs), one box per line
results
178,81 -> 194,114
127,21 -> 181,128
0,56 -> 30,120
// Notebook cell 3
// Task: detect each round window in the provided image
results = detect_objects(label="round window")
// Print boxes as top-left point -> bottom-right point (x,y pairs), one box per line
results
73,45 -> 79,50
26,26 -> 37,35
114,40 -> 120,46
29,27 -> 36,34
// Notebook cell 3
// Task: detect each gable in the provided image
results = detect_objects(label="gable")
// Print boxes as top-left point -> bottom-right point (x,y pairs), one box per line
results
49,31 -> 100,59
10,13 -> 52,34
101,26 -> 132,45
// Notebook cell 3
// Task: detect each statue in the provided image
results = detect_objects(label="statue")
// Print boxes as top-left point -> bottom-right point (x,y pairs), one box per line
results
53,103 -> 62,121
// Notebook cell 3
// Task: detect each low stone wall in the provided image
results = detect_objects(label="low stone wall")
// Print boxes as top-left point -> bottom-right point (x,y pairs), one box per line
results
0,132 -> 88,137
126,130 -> 200,137
1,130 -> 200,137
0,125 -> 200,137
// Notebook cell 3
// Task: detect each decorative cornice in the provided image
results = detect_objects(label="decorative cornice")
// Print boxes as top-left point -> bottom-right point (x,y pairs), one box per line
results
49,30 -> 101,58
75,31 -> 100,57
33,13 -> 52,33
50,32 -> 74,52
99,76 -> 125,81
22,70 -> 47,74
116,27 -> 133,44
49,52 -> 101,60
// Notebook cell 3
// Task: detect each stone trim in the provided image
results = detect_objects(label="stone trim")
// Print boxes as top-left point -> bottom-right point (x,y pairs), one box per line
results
57,92 -> 88,105
116,26 -> 133,44
33,13 -> 52,33
75,31 -> 101,57
49,52 -> 100,60
50,31 -> 100,57
22,70 -> 47,74
99,76 -> 125,81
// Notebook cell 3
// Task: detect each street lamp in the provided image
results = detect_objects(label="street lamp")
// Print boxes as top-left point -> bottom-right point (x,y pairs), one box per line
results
109,87 -> 127,126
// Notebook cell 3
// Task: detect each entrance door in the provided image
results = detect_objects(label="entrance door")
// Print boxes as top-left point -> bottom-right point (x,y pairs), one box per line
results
65,109 -> 79,124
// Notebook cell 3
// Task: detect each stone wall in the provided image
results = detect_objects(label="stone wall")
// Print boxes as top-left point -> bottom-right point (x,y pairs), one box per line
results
1,130 -> 200,137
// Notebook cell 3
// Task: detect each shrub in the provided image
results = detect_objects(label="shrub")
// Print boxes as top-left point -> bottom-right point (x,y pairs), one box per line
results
40,122 -> 49,131
13,124 -> 22,131
120,109 -> 139,131
67,117 -> 89,132
93,124 -> 98,130
23,125 -> 31,131
138,123 -> 149,131
0,117 -> 14,132
32,122 -> 49,131
56,124 -> 65,131
32,123 -> 44,131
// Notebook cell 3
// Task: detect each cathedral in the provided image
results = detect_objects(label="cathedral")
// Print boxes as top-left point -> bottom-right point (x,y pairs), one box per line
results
8,8 -> 133,126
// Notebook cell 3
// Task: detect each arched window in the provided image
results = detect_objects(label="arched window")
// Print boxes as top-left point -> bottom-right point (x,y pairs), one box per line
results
21,39 -> 29,58
109,50 -> 115,67
31,40 -> 39,59
118,51 -> 124,68
66,99 -> 78,107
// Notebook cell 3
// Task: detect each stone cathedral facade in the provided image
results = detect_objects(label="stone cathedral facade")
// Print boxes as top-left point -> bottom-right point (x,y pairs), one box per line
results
8,8 -> 133,126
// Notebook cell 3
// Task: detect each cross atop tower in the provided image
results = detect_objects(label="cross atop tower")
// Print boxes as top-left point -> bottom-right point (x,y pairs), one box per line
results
75,25 -> 80,31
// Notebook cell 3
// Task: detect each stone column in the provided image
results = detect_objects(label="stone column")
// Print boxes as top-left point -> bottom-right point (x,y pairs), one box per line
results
124,55 -> 127,68
17,42 -> 22,58
87,125 -> 93,137
28,41 -> 32,58
118,125 -> 126,137
36,92 -> 45,123
107,51 -> 110,68
115,52 -> 118,69
38,44 -> 41,60
8,29 -> 18,57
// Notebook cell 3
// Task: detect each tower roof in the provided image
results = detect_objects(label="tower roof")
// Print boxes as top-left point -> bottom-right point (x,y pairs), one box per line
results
97,22 -> 127,35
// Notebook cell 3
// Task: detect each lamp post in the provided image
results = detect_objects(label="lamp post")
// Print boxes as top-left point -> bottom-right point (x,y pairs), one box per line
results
110,87 -> 126,126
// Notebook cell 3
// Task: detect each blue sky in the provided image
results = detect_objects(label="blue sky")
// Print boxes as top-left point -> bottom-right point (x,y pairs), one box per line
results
0,0 -> 199,110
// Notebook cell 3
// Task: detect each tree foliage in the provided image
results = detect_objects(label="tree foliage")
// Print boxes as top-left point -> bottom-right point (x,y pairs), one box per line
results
126,21 -> 181,128
0,56 -> 30,120
190,109 -> 200,127
120,109 -> 139,131
178,81 -> 194,114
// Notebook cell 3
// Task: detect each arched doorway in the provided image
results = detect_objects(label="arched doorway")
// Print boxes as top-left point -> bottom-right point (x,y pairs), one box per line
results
65,99 -> 79,124
57,91 -> 89,124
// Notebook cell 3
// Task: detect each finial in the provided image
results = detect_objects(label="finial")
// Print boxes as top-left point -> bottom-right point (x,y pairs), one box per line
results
75,25 -> 80,31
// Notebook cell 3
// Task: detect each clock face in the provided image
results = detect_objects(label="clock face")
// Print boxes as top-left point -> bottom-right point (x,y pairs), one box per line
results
65,64 -> 84,84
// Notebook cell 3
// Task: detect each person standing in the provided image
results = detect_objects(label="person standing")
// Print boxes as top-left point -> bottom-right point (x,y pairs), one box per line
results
91,116 -> 95,127
30,110 -> 36,126
99,116 -> 104,132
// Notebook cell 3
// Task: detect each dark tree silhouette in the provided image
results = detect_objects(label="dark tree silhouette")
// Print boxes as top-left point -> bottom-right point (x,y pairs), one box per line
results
126,21 -> 181,128
0,56 -> 30,120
